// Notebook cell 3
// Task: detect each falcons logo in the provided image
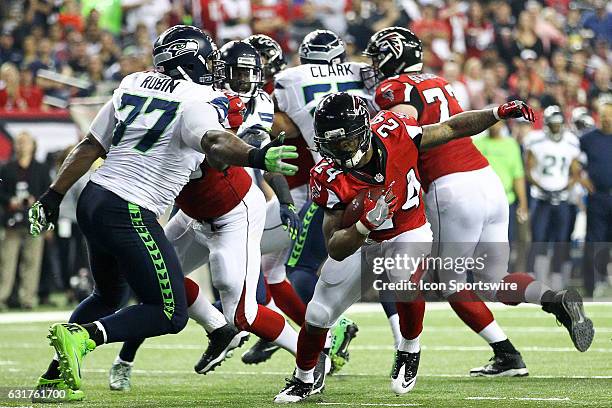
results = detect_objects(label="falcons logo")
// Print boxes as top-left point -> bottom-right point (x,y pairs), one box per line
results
376,33 -> 404,59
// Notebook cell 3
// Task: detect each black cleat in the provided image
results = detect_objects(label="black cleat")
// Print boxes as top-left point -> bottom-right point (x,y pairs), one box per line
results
543,289 -> 594,352
194,325 -> 249,374
241,338 -> 280,365
470,352 -> 529,377
274,375 -> 313,403
390,350 -> 420,394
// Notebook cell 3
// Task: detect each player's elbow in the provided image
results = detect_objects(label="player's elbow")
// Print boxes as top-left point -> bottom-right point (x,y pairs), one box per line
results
327,243 -> 350,262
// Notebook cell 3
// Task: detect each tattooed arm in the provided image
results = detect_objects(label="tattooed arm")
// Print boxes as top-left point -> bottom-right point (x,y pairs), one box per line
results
420,100 -> 534,150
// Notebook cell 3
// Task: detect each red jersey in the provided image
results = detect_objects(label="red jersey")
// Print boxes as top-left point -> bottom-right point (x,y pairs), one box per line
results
175,90 -> 251,220
310,111 -> 427,242
375,73 -> 488,191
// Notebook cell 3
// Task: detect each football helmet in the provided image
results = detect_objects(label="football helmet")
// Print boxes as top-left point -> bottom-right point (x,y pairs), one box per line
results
571,106 -> 595,132
153,25 -> 223,86
363,27 -> 423,80
543,105 -> 565,141
220,40 -> 263,100
314,93 -> 371,169
299,30 -> 346,65
245,34 -> 286,79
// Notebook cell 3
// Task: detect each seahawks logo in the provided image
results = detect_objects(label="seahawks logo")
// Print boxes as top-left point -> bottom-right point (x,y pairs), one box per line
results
376,32 -> 405,59
153,39 -> 199,66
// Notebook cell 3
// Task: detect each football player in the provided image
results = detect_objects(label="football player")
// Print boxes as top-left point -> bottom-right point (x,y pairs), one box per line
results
365,27 -> 594,376
525,105 -> 585,289
274,92 -> 536,403
106,40 -> 303,391
28,25 -> 297,401
269,29 -> 372,372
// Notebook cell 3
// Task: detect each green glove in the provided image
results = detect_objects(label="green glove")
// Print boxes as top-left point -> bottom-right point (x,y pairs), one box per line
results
248,131 -> 299,176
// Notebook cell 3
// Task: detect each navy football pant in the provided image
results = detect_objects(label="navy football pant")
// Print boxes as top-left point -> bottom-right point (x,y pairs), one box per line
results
70,182 -> 188,343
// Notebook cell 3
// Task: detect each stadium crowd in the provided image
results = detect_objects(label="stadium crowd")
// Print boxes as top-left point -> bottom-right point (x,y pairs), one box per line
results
0,0 -> 610,309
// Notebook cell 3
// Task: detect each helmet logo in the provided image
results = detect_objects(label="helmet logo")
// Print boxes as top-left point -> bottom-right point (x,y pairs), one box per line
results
154,39 -> 199,65
324,128 -> 346,138
377,32 -> 404,59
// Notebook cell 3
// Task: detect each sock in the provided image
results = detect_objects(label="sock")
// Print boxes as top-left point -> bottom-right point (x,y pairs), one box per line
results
271,320 -> 298,355
42,358 -> 60,380
525,282 -> 552,305
114,355 -> 134,366
296,325 -> 327,372
388,313 -> 402,348
269,280 -> 306,326
295,366 -> 315,384
448,290 -> 495,333
490,339 -> 519,355
398,334 -> 420,353
497,272 -> 538,305
82,321 -> 106,346
477,320 -> 508,344
185,277 -> 227,333
395,298 -> 425,341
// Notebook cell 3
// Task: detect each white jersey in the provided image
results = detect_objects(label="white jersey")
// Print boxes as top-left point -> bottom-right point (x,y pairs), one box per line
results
274,61 -> 372,161
524,129 -> 580,200
89,71 -> 228,216
238,89 -> 274,147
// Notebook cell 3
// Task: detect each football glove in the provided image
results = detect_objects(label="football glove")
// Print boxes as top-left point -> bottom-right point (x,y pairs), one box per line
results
496,100 -> 535,122
29,188 -> 64,237
248,131 -> 298,176
356,184 -> 397,235
279,203 -> 301,240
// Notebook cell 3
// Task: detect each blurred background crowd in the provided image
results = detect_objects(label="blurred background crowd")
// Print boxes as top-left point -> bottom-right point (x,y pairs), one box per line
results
0,0 -> 610,310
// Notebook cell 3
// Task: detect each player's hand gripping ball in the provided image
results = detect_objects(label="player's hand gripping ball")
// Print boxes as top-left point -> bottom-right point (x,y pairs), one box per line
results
341,184 -> 397,230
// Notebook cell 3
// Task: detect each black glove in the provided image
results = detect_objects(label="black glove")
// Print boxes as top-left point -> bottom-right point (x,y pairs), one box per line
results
28,188 -> 64,236
279,203 -> 301,240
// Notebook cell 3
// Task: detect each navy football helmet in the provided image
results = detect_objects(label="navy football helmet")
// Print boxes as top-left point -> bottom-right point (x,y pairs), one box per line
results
153,25 -> 224,86
220,40 -> 263,100
299,30 -> 346,65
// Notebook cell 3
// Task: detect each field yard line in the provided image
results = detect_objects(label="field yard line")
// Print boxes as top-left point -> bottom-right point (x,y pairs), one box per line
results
2,302 -> 611,323
364,327 -> 612,333
4,367 -> 611,379
466,397 -> 570,401
318,403 -> 421,407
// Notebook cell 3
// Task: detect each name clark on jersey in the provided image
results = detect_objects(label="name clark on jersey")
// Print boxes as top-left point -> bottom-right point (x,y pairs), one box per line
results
309,63 -> 355,78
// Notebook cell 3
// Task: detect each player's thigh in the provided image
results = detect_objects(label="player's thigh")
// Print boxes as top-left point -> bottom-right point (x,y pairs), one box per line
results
164,210 -> 210,274
84,236 -> 130,307
306,249 -> 362,329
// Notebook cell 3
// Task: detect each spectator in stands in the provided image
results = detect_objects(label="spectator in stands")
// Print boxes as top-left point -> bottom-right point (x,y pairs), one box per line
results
474,120 -> 528,243
0,27 -> 22,66
580,97 -> 612,296
67,33 -> 90,75
290,1 -> 324,49
81,0 -> 122,36
0,62 -> 26,110
212,0 -> 252,44
513,10 -> 545,59
481,67 -> 509,107
463,57 -> 485,108
58,0 -> 84,33
464,1 -> 494,59
251,0 -> 290,51
0,131 -> 50,309
442,60 -> 470,110
588,65 -> 611,105
582,0 -> 612,45
311,0 -> 348,36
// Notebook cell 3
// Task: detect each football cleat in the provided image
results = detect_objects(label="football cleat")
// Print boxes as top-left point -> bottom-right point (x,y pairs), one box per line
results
241,338 -> 280,365
109,361 -> 132,391
47,323 -> 96,390
329,317 -> 359,374
33,376 -> 85,402
195,325 -> 249,374
274,375 -> 313,404
311,352 -> 327,395
470,352 -> 529,377
390,350 -> 420,395
543,289 -> 594,352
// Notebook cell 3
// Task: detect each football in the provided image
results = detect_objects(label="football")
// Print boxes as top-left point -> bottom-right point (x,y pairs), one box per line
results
341,187 -> 385,228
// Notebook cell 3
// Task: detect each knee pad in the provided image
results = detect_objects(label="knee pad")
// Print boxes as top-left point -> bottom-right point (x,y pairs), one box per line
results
305,300 -> 334,329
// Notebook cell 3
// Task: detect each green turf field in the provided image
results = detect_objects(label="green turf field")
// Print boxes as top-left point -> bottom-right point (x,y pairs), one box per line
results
0,303 -> 610,407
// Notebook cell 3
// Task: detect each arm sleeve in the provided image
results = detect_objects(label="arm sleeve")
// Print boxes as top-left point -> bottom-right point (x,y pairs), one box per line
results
180,99 -> 225,153
88,100 -> 117,152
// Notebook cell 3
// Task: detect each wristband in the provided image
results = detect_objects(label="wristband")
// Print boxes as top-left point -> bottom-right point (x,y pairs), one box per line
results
247,147 -> 265,170
492,107 -> 500,121
355,220 -> 371,236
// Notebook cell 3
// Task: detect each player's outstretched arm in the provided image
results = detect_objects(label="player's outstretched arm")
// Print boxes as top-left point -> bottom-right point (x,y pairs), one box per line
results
29,134 -> 106,236
201,129 -> 298,176
420,100 -> 534,150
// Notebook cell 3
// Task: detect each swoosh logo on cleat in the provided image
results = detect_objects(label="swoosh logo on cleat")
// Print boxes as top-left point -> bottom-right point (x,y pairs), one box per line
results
401,378 -> 415,388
